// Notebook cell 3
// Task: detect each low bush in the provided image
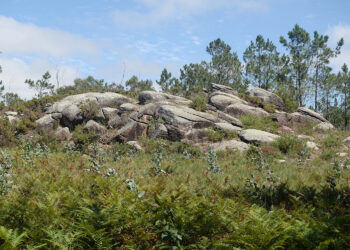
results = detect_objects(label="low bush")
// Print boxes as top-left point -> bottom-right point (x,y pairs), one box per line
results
262,102 -> 275,113
189,95 -> 208,112
72,124 -> 98,151
241,115 -> 280,133
207,128 -> 237,142
0,117 -> 17,147
273,135 -> 303,155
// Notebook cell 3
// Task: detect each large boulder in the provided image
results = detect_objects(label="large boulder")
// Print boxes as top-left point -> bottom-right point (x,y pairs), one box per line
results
296,107 -> 328,123
248,88 -> 285,110
4,112 -> 20,126
116,121 -> 148,142
314,122 -> 334,131
209,91 -> 247,110
209,83 -> 238,96
217,111 -> 242,127
210,139 -> 249,152
101,107 -> 119,121
138,91 -> 191,105
274,110 -> 327,125
83,120 -> 106,135
225,103 -> 268,117
55,127 -> 71,141
239,129 -> 279,145
46,92 -> 133,127
36,113 -> 62,132
214,122 -> 242,132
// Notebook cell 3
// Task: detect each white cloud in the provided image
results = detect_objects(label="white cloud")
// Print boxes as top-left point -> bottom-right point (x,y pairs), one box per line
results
0,16 -> 99,57
113,0 -> 268,28
327,24 -> 350,70
0,57 -> 81,99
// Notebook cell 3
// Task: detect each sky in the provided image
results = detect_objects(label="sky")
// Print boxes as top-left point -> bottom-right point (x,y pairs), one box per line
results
1,0 -> 350,98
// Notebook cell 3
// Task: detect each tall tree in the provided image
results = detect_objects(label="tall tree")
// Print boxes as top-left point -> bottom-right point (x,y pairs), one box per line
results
280,24 -> 313,106
125,75 -> 154,97
243,35 -> 281,90
25,72 -> 54,98
179,62 -> 213,93
156,68 -> 181,94
206,38 -> 244,91
337,64 -> 350,129
318,66 -> 337,119
311,31 -> 343,111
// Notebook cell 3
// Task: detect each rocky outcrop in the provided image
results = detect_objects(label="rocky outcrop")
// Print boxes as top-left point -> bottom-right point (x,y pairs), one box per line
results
217,111 -> 242,127
36,113 -> 62,132
126,141 -> 142,151
46,92 -> 134,127
34,82 -> 336,152
225,103 -> 268,117
83,120 -> 106,135
55,127 -> 70,141
248,88 -> 285,110
138,91 -> 191,105
274,109 -> 329,125
296,107 -> 328,123
4,111 -> 20,126
239,129 -> 279,145
209,83 -> 238,96
343,136 -> 350,148
214,122 -> 242,132
314,122 -> 334,131
209,92 -> 246,110
210,139 -> 249,152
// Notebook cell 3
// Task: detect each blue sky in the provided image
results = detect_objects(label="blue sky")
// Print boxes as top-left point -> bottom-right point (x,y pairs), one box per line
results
1,0 -> 350,98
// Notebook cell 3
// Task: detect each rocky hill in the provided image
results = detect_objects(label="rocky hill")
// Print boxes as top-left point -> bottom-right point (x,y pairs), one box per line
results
33,83 -> 337,152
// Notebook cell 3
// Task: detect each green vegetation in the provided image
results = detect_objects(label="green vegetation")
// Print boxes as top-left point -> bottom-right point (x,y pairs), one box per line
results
207,128 -> 237,142
241,114 -> 280,133
0,137 -> 349,248
189,95 -> 208,112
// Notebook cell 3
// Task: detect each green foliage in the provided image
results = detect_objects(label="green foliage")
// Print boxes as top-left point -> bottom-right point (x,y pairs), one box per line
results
275,87 -> 299,112
262,102 -> 276,113
189,95 -> 208,112
0,117 -> 17,147
241,114 -> 280,133
72,124 -> 98,151
126,75 -> 154,98
0,226 -> 26,249
207,128 -> 237,142
207,149 -> 221,173
79,99 -> 100,121
15,118 -> 36,134
243,34 -> 281,90
25,72 -> 55,98
274,135 -> 303,155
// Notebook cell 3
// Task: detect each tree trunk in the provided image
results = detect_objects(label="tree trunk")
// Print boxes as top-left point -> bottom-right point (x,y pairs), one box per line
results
314,68 -> 318,112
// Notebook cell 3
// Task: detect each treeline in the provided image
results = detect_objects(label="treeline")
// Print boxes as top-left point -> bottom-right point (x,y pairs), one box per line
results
1,24 -> 350,129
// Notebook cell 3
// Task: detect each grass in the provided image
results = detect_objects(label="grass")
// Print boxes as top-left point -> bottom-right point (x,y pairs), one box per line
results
0,136 -> 349,248
241,114 -> 280,133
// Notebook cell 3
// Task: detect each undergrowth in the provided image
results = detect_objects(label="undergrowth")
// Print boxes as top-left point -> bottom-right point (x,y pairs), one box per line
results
0,139 -> 349,248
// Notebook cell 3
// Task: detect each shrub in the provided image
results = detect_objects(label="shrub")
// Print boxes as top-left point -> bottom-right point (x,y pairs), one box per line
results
0,117 -> 17,147
72,124 -> 98,151
15,118 -> 36,134
322,135 -> 340,149
273,135 -> 303,155
79,100 -> 100,121
321,148 -> 336,161
241,115 -> 279,134
262,102 -> 275,113
207,128 -> 237,142
275,88 -> 298,112
189,95 -> 208,112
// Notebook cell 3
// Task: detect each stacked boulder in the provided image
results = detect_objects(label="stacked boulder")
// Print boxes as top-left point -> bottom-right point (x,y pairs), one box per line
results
34,84 -> 333,153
